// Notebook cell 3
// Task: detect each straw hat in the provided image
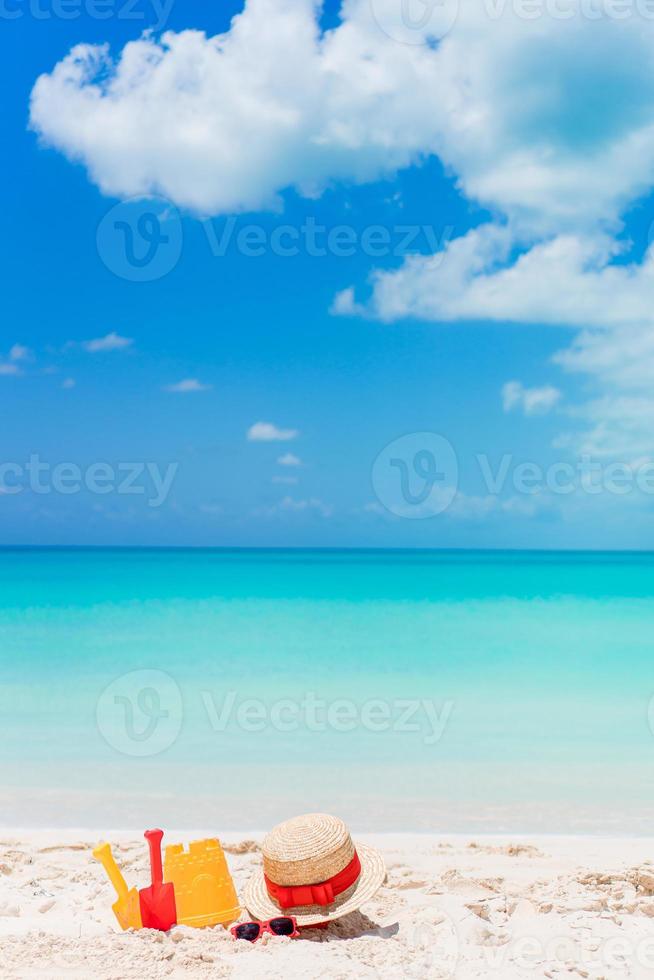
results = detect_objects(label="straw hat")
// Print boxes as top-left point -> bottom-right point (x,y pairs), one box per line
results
243,813 -> 386,926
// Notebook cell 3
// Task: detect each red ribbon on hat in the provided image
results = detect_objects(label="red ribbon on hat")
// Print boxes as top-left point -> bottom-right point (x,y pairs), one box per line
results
264,851 -> 362,909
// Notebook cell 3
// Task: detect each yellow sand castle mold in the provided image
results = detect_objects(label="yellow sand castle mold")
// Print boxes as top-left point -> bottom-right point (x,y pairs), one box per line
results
164,838 -> 240,928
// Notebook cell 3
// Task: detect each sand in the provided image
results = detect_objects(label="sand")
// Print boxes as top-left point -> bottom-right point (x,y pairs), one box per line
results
1,831 -> 654,978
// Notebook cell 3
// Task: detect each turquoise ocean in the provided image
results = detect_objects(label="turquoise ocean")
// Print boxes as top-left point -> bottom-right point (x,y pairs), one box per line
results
1,548 -> 653,833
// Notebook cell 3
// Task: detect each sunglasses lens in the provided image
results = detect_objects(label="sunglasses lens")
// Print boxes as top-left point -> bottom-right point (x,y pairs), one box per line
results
234,922 -> 261,942
268,917 -> 295,936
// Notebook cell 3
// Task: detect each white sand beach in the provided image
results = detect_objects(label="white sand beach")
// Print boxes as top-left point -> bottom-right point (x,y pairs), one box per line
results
2,831 -> 654,978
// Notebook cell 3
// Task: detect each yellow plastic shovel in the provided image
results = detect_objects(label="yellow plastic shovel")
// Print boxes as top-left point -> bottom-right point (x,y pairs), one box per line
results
93,842 -> 143,931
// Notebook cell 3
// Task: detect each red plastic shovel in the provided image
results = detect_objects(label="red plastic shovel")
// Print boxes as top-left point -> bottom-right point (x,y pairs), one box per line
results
139,829 -> 177,931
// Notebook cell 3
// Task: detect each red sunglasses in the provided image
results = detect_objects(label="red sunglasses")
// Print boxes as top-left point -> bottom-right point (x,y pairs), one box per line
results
230,916 -> 299,942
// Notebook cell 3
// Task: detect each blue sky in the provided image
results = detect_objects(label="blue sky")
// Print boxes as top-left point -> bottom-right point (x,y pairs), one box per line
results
3,0 -> 654,547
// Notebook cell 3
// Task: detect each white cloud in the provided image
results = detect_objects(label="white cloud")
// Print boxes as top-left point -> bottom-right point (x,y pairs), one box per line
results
29,4 -> 654,229
62,377 -> 76,389
344,228 -> 654,329
333,222 -> 654,455
255,495 -> 332,517
82,332 -> 133,353
163,378 -> 212,393
278,496 -> 333,518
335,223 -> 654,457
277,452 -> 301,466
554,394 -> 654,459
554,323 -> 654,390
247,421 -> 299,442
502,380 -> 561,416
364,491 -> 548,521
0,344 -> 31,375
29,1 -> 455,214
29,2 -> 654,462
9,344 -> 31,362
329,286 -> 364,317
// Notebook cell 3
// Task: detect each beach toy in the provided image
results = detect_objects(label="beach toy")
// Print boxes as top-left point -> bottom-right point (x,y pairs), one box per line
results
92,842 -> 143,931
139,829 -> 177,931
164,838 -> 241,928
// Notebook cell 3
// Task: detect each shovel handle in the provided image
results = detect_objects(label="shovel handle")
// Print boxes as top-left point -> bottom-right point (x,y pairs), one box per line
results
144,829 -> 164,888
93,842 -> 128,902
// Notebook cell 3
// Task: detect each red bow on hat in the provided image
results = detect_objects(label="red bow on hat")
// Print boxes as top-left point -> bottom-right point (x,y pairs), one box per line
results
265,851 -> 361,909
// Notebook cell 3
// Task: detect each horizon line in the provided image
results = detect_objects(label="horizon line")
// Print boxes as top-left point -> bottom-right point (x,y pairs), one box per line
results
1,545 -> 653,555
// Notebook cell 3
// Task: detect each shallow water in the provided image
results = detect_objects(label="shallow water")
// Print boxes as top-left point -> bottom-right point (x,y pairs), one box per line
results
2,549 -> 653,832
